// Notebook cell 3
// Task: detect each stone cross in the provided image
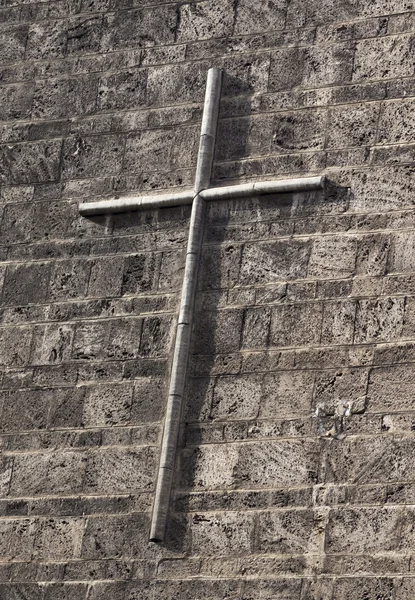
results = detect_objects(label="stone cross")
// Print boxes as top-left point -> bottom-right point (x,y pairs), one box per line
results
79,68 -> 324,542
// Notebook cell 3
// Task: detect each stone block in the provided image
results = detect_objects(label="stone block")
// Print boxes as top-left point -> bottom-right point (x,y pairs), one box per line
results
260,371 -> 314,418
84,447 -> 157,494
0,83 -> 33,121
272,109 -> 326,153
367,364 -> 415,412
354,297 -> 405,343
83,384 -> 133,427
26,20 -> 67,59
121,253 -> 162,295
326,507 -> 401,554
255,509 -> 320,554
0,140 -> 62,185
378,98 -> 415,144
49,259 -> 91,301
97,70 -> 147,111
269,302 -> 323,348
190,511 -> 253,555
240,240 -> 311,286
130,378 -> 165,423
321,301 -> 356,345
158,250 -> 185,292
61,135 -> 124,179
193,309 -> 243,355
88,256 -> 124,298
269,43 -> 354,91
34,518 -> 85,560
147,62 -> 208,106
326,436 -> 415,485
313,368 -> 369,416
177,0 -> 234,42
332,577 -> 394,600
0,24 -> 28,65
31,324 -> 74,365
43,583 -> 89,600
327,102 -> 380,148
123,129 -> 174,174
139,315 -> 172,357
66,15 -> 104,55
308,237 -> 357,279
350,166 -> 415,213
199,245 -> 241,291
388,231 -> 415,274
241,307 -> 272,349
354,35 -> 415,82
2,262 -> 51,307
234,0 -> 286,34
356,234 -> 390,276
10,451 -> 87,497
102,6 -> 177,51
216,115 -> 273,161
211,375 -> 262,421
0,326 -> 32,367
81,513 -> 149,559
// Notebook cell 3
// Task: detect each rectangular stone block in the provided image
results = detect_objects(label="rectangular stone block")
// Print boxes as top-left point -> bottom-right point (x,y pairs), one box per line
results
356,234 -> 390,276
354,297 -> 405,343
255,509 -> 320,554
26,20 -> 67,59
234,0 -> 286,34
378,98 -> 415,144
270,302 -> 323,348
10,451 -> 86,497
102,6 -> 177,51
97,69 -> 147,111
190,511 -> 253,555
240,240 -> 311,286
177,0 -> 234,42
0,24 -> 28,65
0,82 -> 34,121
326,437 -> 415,485
313,368 -> 369,416
326,507 -> 401,554
308,237 -> 357,279
49,259 -> 91,301
388,231 -> 415,274
328,102 -> 380,149
88,256 -> 124,298
81,513 -> 149,559
260,371 -> 314,418
272,109 -> 327,153
84,447 -> 157,494
241,306 -> 272,349
61,135 -> 124,179
121,253 -> 162,295
216,115 -> 273,161
83,383 -> 133,427
192,309 -> 243,355
367,364 -> 415,412
354,35 -> 415,82
0,140 -> 62,185
34,517 -> 85,560
321,301 -> 356,345
211,375 -> 262,421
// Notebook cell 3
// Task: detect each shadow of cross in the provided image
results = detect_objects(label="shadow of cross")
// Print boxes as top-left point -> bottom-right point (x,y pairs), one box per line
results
79,68 -> 325,543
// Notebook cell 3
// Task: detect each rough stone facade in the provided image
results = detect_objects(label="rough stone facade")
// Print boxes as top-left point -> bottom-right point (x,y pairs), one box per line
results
1,0 -> 415,598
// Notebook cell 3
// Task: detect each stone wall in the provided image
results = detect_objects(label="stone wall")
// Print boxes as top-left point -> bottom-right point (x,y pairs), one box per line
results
1,0 -> 415,598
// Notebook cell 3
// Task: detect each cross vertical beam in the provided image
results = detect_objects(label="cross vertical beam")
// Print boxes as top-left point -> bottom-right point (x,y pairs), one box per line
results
149,68 -> 223,542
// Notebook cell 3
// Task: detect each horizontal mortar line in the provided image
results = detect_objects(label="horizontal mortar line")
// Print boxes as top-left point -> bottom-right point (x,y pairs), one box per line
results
3,491 -> 155,501
174,503 -> 415,514
182,433 -> 411,447
3,443 -> 160,455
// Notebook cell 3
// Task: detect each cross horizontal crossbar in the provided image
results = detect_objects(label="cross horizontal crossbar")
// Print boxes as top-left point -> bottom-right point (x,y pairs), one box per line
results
78,175 -> 325,216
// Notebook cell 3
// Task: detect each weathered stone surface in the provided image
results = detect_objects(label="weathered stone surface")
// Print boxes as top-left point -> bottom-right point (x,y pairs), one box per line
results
1,0 -> 415,594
